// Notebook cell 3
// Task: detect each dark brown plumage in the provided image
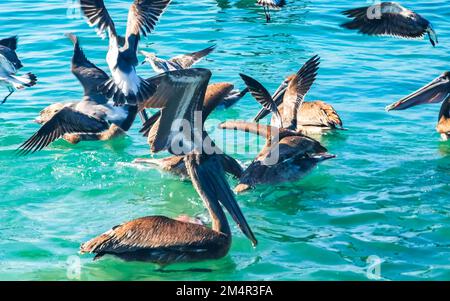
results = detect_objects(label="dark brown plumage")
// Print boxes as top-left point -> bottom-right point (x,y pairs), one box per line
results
81,69 -> 257,263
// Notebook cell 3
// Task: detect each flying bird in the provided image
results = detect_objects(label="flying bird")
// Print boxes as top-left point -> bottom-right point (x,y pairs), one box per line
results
386,72 -> 450,141
341,2 -> 438,47
253,55 -> 344,135
0,36 -> 37,104
16,34 -> 140,155
140,45 -> 216,74
79,0 -> 172,105
256,0 -> 286,22
80,68 -> 257,264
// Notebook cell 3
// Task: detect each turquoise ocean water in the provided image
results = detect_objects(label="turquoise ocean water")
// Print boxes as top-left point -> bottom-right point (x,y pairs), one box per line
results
0,0 -> 449,280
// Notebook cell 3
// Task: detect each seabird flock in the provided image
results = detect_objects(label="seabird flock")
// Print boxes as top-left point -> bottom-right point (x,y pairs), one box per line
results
0,1 -> 447,265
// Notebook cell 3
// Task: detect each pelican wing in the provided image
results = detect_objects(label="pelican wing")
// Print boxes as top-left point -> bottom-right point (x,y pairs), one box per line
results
17,107 -> 109,155
138,68 -> 211,153
282,55 -> 320,129
140,82 -> 234,138
169,45 -> 216,69
253,78 -> 289,122
239,73 -> 282,126
79,0 -> 116,37
66,33 -> 109,103
341,3 -> 432,40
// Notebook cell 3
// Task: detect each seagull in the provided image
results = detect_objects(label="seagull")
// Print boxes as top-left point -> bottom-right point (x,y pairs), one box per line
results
0,36 -> 37,104
386,72 -> 450,141
79,0 -> 172,105
341,2 -> 438,47
140,45 -> 216,74
256,0 -> 286,22
252,55 -> 344,135
80,68 -> 257,264
16,34 -> 139,155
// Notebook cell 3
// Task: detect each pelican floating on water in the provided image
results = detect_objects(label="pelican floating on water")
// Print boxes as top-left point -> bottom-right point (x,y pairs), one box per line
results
79,0 -> 172,105
140,45 -> 216,74
219,60 -> 335,193
0,36 -> 37,104
16,34 -> 139,155
253,55 -> 344,135
386,72 -> 450,141
341,2 -> 438,47
256,0 -> 286,22
81,68 -> 257,264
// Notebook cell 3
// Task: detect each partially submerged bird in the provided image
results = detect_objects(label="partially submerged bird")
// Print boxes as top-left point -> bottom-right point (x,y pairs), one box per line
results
256,0 -> 286,23
219,63 -> 335,193
253,55 -> 344,135
81,68 -> 257,264
140,45 -> 216,74
386,72 -> 450,141
341,2 -> 438,47
79,0 -> 172,105
0,36 -> 37,104
16,34 -> 139,155
133,82 -> 244,178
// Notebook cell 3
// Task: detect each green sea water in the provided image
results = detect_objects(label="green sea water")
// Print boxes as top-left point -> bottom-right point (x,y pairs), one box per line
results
0,0 -> 449,280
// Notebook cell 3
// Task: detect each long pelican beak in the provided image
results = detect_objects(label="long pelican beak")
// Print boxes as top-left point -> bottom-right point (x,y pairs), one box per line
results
218,185 -> 258,247
386,74 -> 450,111
186,154 -> 258,246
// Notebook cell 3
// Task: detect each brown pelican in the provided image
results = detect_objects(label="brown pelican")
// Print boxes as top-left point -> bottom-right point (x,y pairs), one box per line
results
0,36 -> 37,104
79,0 -> 172,105
256,0 -> 286,22
386,72 -> 450,141
140,45 -> 216,73
133,82 -> 244,178
253,55 -> 344,135
16,34 -> 139,155
80,68 -> 257,263
219,64 -> 335,193
341,2 -> 438,47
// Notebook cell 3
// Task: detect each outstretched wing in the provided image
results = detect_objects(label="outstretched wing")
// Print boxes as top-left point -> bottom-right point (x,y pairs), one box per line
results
79,0 -> 116,37
169,45 -> 216,69
125,0 -> 172,40
341,3 -> 432,40
17,107 -> 109,155
139,68 -> 211,153
239,73 -> 282,127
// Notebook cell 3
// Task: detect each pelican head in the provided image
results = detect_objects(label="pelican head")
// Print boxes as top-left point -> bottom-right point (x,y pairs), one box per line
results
140,50 -> 157,65
35,103 -> 66,124
386,72 -> 450,111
